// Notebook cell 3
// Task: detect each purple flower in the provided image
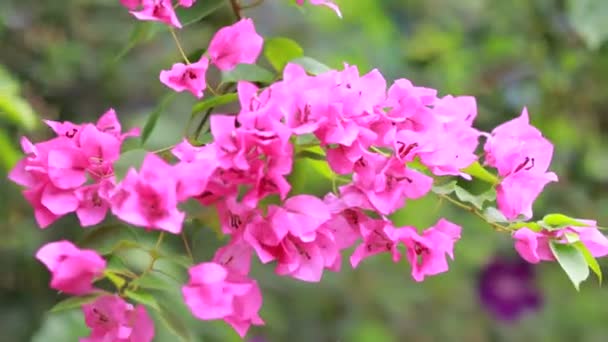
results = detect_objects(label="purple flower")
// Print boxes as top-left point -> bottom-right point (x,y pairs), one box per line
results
477,256 -> 542,321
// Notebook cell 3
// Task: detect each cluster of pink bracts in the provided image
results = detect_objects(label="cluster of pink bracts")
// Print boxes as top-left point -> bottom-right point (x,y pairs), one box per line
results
9,1 -> 608,341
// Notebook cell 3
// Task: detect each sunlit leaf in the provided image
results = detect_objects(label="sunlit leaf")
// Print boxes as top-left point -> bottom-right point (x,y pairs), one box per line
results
541,213 -> 589,229
461,161 -> 499,184
573,241 -> 603,284
550,241 -> 590,291
264,37 -> 304,71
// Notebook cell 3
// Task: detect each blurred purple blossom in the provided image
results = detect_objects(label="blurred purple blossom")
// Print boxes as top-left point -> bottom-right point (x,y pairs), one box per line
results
477,256 -> 542,322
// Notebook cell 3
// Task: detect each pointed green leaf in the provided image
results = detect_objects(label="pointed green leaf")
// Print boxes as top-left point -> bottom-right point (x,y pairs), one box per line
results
157,302 -> 194,342
483,207 -> 508,223
461,161 -> 499,184
124,290 -> 160,311
453,185 -> 495,210
264,37 -> 304,71
290,57 -> 332,75
550,241 -> 590,290
50,293 -> 103,313
104,270 -> 127,290
221,64 -> 275,84
431,180 -> 457,195
191,92 -> 238,115
141,93 -> 177,145
113,149 -> 148,182
296,149 -> 326,161
573,241 -> 602,284
541,213 -> 589,229
130,272 -> 174,291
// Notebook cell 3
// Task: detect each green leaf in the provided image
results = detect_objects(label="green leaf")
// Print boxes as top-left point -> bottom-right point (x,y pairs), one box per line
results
157,302 -> 194,342
431,180 -> 457,195
573,241 -> 603,284
541,213 -> 589,229
124,290 -> 160,311
0,94 -> 38,131
221,64 -> 275,84
510,221 -> 543,232
50,293 -> 103,313
483,207 -> 508,223
568,0 -> 608,49
0,128 -> 20,170
104,270 -> 127,290
191,92 -> 238,115
461,161 -> 499,185
141,93 -> 177,145
178,0 -> 225,27
296,149 -> 326,161
113,149 -> 148,182
78,224 -> 139,255
130,272 -> 173,291
264,37 -> 305,72
290,57 -> 332,75
453,186 -> 495,210
550,241 -> 590,290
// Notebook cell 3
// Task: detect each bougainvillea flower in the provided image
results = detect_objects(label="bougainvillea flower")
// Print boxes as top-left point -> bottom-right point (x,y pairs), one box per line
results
160,57 -> 209,98
36,240 -> 106,295
207,19 -> 264,71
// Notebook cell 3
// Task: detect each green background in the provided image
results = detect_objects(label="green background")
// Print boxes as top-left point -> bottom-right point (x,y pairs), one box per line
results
1,0 -> 608,341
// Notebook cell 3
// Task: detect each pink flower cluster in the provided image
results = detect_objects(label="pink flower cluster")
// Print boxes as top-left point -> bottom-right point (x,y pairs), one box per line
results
9,109 -> 139,228
14,2 -> 605,340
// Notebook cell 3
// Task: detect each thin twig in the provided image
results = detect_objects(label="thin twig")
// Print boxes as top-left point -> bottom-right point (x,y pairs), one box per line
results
228,0 -> 242,20
169,27 -> 191,64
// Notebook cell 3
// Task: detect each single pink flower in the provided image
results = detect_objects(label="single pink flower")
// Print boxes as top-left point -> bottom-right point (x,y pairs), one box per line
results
81,295 -> 155,342
160,57 -> 209,98
182,262 -> 264,337
207,18 -> 264,71
120,0 -> 141,10
178,0 -> 196,7
396,219 -> 462,282
496,171 -> 558,220
36,240 -> 106,295
131,0 -> 182,29
111,153 -> 185,234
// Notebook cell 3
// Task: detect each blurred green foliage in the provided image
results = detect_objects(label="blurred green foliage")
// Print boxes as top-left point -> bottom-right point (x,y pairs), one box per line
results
1,0 -> 608,341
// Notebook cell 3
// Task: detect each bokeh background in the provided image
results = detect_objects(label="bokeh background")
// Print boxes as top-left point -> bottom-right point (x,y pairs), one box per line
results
1,0 -> 608,341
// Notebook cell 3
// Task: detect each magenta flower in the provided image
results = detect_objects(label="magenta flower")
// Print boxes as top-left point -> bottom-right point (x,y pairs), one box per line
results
396,218 -> 462,282
513,221 -> 608,264
131,0 -> 182,29
119,0 -> 141,10
182,262 -> 264,337
82,295 -> 155,342
111,153 -> 185,234
36,240 -> 106,295
178,0 -> 195,7
160,57 -> 209,98
484,108 -> 558,219
207,19 -> 264,71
